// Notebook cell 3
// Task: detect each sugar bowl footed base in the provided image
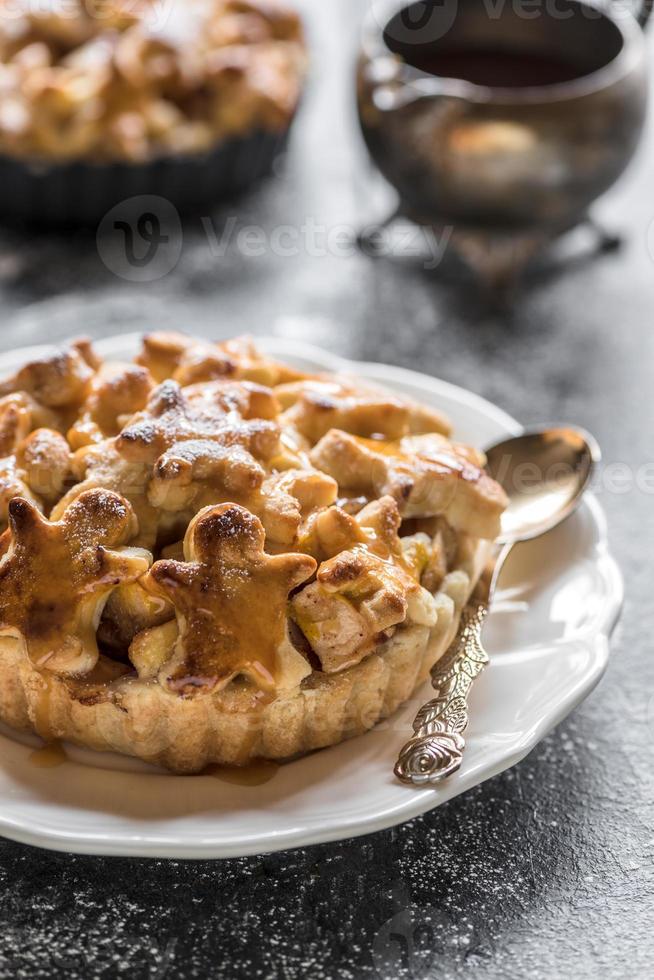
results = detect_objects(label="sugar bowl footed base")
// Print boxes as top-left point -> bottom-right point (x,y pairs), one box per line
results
357,207 -> 624,296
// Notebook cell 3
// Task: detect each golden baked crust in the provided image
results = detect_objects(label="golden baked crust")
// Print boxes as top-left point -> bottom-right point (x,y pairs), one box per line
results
0,332 -> 506,772
0,0 -> 306,163
0,552 -> 486,771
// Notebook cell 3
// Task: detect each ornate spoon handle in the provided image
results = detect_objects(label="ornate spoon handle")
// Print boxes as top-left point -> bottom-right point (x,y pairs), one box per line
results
394,601 -> 490,785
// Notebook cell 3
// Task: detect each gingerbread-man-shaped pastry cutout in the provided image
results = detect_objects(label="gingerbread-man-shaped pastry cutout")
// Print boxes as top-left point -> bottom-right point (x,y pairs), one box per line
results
142,503 -> 316,695
0,489 -> 151,674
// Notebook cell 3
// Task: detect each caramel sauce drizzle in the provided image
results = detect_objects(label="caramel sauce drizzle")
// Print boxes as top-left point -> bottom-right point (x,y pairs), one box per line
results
31,671 -> 53,742
29,740 -> 67,769
204,759 -> 279,786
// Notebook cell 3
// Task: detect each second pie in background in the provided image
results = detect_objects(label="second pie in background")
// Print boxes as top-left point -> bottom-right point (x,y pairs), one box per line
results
0,0 -> 306,223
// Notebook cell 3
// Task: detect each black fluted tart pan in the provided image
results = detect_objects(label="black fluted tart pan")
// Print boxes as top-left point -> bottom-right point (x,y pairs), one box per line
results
0,128 -> 289,227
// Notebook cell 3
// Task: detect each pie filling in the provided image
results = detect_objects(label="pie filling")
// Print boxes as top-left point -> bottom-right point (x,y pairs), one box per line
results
0,331 -> 508,706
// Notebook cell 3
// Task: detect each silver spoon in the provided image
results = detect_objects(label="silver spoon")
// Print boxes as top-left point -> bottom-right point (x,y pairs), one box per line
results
394,426 -> 600,785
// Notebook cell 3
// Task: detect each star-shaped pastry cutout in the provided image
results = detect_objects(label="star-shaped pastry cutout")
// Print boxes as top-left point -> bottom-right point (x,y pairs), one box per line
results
141,503 -> 316,695
0,489 -> 151,674
115,379 -> 280,465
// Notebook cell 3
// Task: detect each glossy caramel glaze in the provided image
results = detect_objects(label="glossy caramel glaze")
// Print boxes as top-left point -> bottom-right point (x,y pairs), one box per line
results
28,740 -> 68,769
204,759 -> 280,786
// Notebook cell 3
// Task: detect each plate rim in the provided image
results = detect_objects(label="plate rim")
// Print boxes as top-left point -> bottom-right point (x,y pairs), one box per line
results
0,335 -> 624,858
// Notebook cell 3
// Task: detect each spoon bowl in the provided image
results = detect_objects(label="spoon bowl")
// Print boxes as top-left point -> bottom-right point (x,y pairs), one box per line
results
485,426 -> 600,544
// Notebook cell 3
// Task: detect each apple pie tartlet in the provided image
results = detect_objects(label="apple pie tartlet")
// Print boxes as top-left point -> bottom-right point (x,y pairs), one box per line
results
0,334 -> 507,772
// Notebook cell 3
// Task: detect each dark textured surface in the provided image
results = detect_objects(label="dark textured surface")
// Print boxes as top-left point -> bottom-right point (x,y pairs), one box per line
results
0,3 -> 652,977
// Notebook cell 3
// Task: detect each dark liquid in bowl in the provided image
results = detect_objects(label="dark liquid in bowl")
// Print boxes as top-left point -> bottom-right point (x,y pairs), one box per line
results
410,47 -> 586,87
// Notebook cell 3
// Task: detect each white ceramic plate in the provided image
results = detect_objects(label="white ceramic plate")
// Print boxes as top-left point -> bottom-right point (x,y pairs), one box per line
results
0,336 -> 623,858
